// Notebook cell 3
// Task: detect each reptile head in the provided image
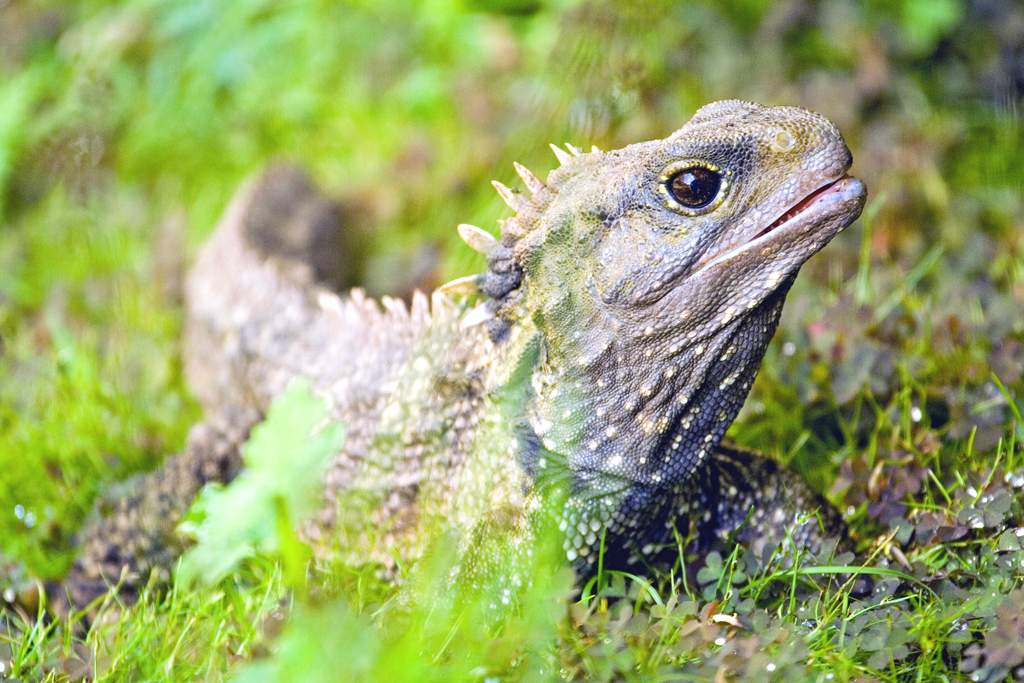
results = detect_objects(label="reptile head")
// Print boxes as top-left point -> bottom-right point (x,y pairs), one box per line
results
464,100 -> 864,341
453,100 -> 865,492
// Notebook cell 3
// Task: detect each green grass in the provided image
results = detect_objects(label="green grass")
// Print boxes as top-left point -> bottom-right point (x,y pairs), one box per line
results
1,0 -> 1023,680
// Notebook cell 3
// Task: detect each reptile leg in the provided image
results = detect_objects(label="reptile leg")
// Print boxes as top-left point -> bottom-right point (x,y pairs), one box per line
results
706,446 -> 849,559
57,406 -> 259,613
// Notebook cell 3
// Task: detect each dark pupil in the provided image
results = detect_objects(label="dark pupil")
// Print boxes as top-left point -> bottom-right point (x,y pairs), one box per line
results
668,166 -> 721,209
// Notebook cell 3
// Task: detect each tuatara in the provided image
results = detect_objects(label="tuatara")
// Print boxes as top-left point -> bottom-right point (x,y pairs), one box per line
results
62,100 -> 866,609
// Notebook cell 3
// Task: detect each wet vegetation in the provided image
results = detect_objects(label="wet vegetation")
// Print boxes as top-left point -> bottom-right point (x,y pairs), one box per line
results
1,0 -> 1023,680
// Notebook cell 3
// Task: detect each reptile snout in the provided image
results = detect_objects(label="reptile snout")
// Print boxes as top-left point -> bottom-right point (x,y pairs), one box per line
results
788,107 -> 853,180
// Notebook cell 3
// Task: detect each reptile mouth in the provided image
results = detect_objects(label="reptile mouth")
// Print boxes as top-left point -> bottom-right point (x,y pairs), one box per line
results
688,174 -> 863,280
755,175 -> 848,240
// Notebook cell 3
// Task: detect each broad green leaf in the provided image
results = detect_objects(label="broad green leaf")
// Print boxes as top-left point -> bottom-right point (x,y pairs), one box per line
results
177,379 -> 344,586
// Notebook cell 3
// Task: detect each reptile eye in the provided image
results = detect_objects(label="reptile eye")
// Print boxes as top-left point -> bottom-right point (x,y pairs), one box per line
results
666,166 -> 721,209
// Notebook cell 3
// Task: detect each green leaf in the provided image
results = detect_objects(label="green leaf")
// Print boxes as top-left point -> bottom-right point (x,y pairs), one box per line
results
231,601 -> 379,683
232,600 -> 379,683
177,379 -> 345,586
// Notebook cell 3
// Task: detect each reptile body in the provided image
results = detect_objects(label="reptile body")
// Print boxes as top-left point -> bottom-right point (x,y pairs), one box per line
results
64,100 -> 866,608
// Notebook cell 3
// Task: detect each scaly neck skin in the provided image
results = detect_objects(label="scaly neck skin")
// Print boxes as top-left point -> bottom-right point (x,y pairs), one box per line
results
505,209 -> 792,499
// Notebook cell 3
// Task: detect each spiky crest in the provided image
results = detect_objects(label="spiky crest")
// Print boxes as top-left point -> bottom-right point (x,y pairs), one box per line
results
549,143 -> 572,165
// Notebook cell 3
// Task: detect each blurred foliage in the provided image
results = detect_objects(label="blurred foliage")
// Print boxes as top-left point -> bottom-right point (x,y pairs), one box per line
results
0,0 -> 1022,680
177,380 -> 344,589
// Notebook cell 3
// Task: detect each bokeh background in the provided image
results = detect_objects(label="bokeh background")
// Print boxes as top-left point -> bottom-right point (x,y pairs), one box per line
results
0,1 -> 1022,678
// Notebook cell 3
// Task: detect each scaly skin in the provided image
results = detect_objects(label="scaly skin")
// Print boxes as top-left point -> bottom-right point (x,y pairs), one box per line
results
61,101 -> 866,609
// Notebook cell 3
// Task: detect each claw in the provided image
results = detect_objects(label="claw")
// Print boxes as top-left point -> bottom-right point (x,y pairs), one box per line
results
565,143 -> 583,156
